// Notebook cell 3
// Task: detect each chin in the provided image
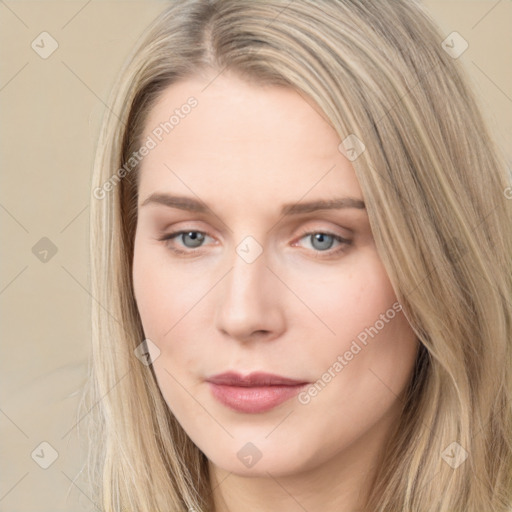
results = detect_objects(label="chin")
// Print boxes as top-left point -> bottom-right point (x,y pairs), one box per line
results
204,440 -> 320,478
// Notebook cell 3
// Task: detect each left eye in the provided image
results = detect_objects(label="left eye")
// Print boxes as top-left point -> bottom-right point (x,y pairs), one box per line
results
298,232 -> 349,252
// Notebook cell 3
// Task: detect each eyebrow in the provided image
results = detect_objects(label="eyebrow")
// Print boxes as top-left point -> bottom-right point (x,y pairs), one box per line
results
140,193 -> 366,215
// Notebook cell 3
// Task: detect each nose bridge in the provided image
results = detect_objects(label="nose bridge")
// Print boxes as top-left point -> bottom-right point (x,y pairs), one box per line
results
225,241 -> 269,308
214,237 -> 284,340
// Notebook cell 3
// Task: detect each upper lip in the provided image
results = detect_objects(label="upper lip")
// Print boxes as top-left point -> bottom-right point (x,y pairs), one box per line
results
206,371 -> 308,387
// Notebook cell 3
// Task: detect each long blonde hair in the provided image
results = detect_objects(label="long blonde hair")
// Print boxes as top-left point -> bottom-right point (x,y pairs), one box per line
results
84,1 -> 512,510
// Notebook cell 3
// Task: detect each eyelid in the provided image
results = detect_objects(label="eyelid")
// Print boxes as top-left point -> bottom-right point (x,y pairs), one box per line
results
158,225 -> 353,257
293,224 -> 351,240
157,229 -> 216,256
291,229 -> 352,256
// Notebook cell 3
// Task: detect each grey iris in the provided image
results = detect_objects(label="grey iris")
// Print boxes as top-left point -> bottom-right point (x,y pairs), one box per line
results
182,231 -> 205,248
310,233 -> 334,251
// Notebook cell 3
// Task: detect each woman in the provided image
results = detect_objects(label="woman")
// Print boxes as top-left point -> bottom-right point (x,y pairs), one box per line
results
84,1 -> 512,510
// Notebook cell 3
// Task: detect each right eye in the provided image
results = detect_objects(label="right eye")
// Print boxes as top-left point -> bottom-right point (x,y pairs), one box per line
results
159,230 -> 215,255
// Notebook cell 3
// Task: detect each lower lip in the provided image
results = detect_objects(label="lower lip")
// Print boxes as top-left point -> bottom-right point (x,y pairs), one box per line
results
208,383 -> 307,413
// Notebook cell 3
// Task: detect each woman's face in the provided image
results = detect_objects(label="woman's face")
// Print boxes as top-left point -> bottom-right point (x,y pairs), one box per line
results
132,72 -> 419,478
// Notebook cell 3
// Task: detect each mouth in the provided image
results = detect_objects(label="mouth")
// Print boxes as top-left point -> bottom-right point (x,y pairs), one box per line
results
205,371 -> 309,414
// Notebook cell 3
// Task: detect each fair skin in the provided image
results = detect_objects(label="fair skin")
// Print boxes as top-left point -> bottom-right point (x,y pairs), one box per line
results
132,71 -> 419,512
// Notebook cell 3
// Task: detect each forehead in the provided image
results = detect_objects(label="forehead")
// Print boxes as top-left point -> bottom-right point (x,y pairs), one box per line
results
138,72 -> 362,204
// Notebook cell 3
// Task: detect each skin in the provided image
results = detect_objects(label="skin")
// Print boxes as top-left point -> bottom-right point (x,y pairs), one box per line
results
132,71 -> 419,512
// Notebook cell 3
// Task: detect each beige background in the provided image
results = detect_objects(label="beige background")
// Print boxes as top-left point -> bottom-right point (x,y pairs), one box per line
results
0,1 -> 510,510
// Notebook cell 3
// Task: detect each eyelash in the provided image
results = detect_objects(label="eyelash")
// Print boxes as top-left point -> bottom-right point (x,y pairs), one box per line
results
294,229 -> 352,258
158,229 -> 352,259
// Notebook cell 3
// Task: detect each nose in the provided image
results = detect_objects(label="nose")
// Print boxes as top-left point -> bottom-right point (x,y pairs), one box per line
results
214,244 -> 286,343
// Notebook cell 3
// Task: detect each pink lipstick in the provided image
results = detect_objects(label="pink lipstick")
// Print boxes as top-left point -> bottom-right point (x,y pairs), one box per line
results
206,371 -> 308,413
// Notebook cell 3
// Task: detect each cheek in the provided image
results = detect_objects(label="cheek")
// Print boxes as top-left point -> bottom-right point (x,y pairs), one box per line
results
132,246 -> 170,340
295,250 -> 403,344
132,240 -> 219,399
132,243 -> 205,409
132,241 -> 209,340
299,251 -> 418,392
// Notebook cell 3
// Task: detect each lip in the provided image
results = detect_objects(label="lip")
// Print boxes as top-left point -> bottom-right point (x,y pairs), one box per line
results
206,371 -> 309,413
